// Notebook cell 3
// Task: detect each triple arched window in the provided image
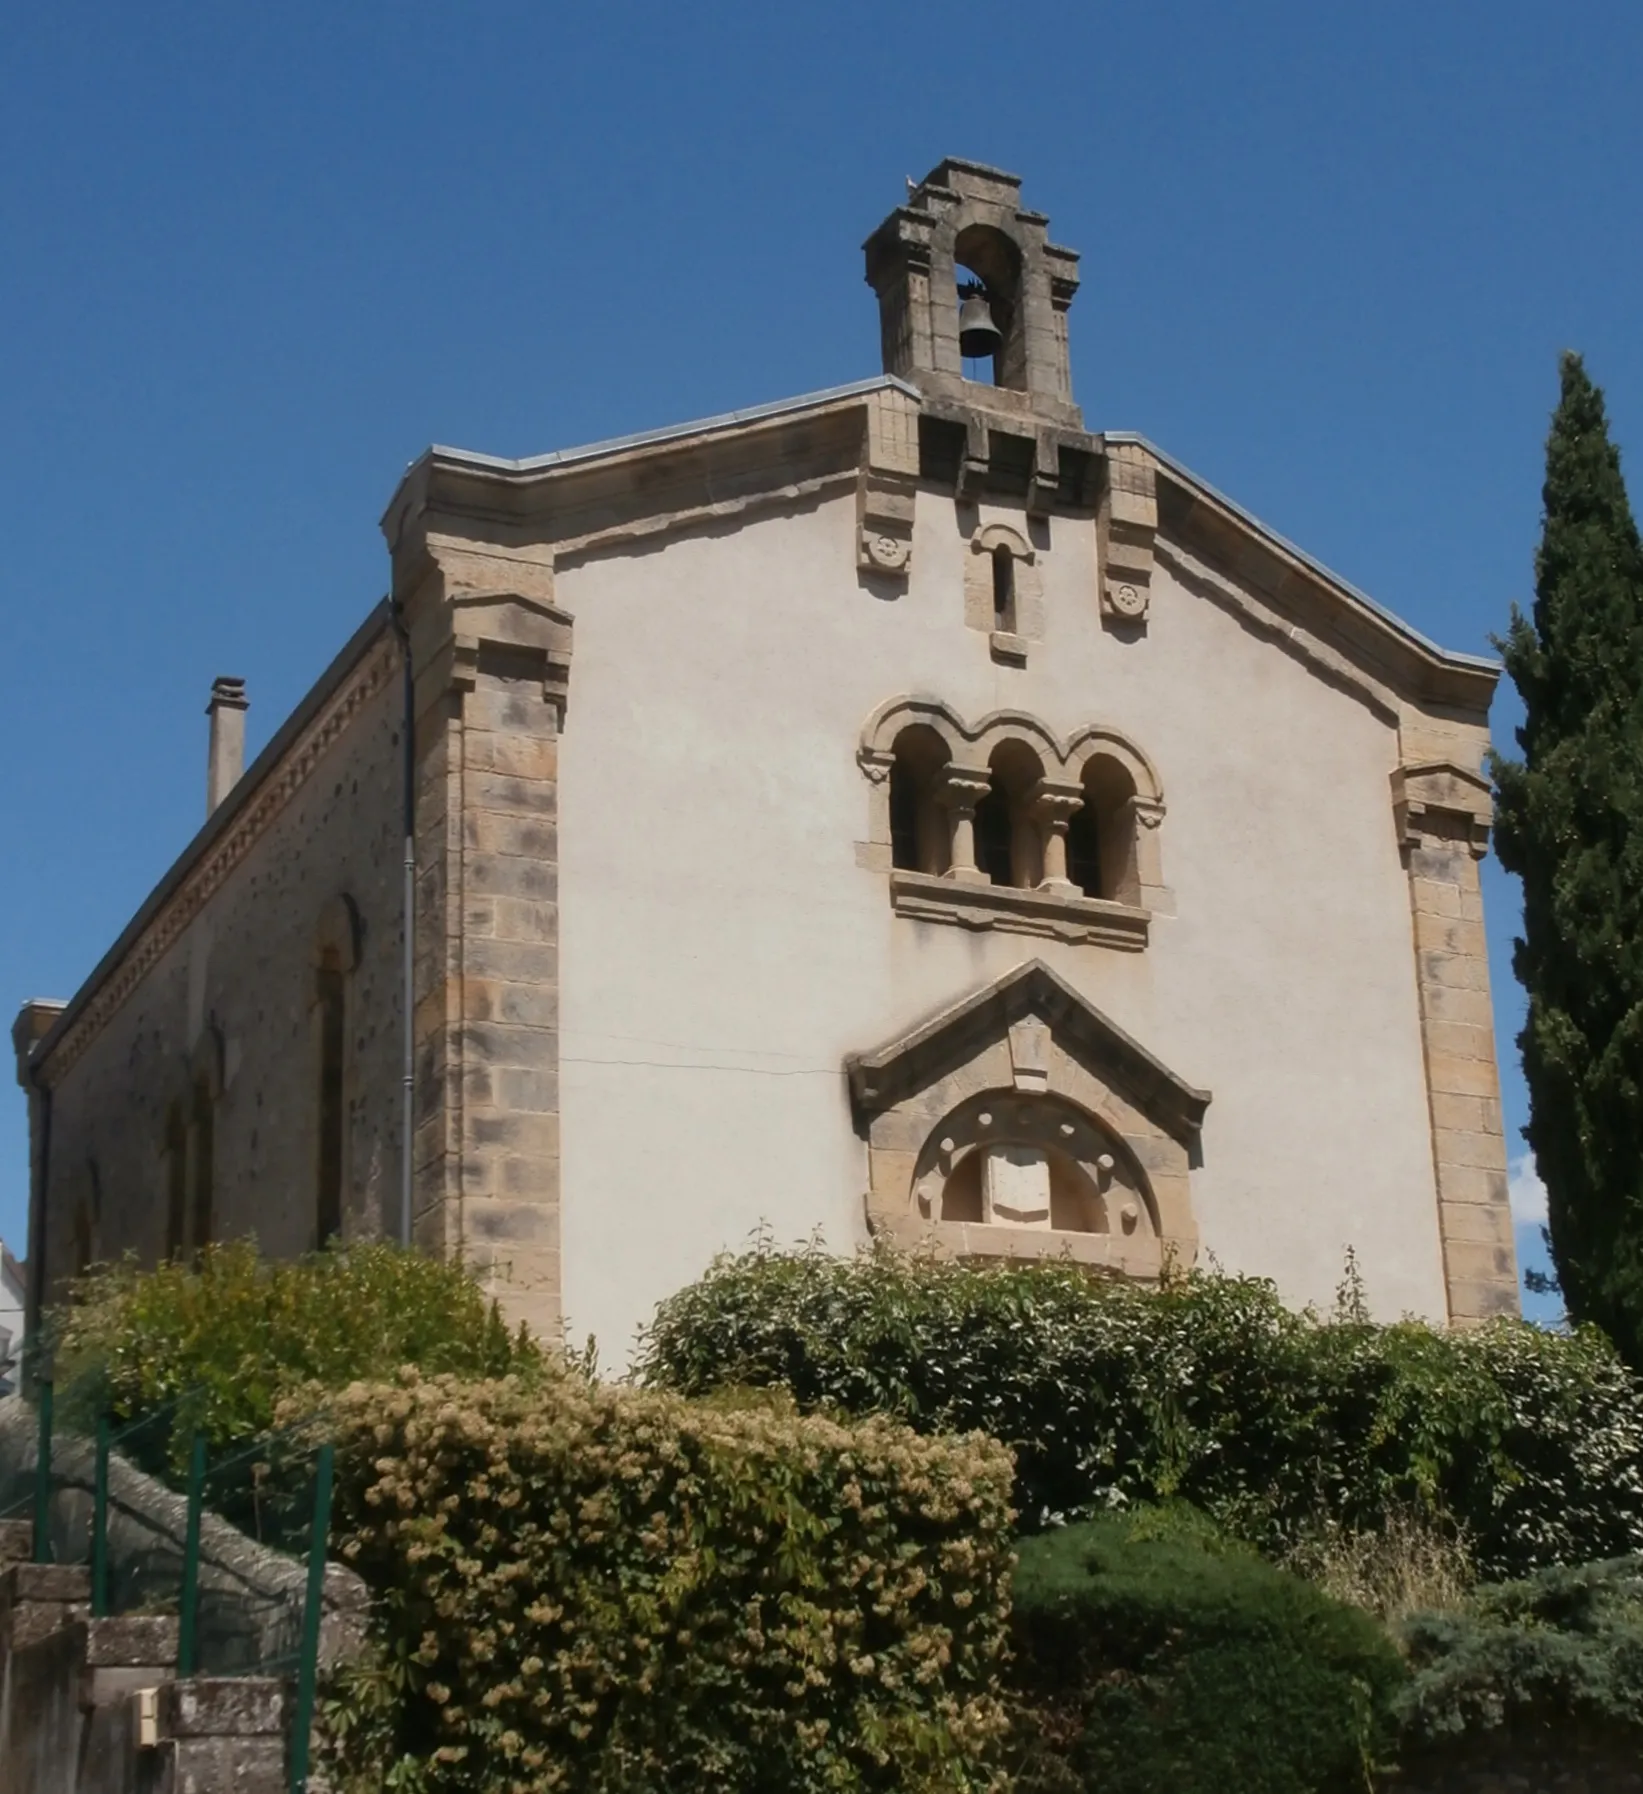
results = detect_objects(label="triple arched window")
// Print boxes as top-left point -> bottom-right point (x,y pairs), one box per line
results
861,701 -> 1166,949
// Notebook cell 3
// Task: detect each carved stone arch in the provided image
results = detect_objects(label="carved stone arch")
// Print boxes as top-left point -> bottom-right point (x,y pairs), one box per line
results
965,523 -> 1044,654
847,960 -> 1207,1276
859,695 -> 971,773
973,521 -> 1034,562
1062,727 -> 1168,912
859,700 -> 960,882
314,892 -> 362,976
1062,726 -> 1163,805
969,708 -> 1069,775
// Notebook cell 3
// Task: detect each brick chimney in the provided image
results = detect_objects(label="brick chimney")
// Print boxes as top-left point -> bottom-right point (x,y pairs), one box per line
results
206,677 -> 248,814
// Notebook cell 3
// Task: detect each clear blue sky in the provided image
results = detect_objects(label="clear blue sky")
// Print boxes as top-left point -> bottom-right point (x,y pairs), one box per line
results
6,0 -> 1642,1320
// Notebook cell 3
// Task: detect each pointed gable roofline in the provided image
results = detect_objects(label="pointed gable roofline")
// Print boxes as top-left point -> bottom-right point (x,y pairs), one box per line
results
385,383 -> 1496,724
846,959 -> 1211,1143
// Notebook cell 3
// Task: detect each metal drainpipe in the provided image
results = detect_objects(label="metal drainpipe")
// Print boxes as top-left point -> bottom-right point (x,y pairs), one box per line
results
390,597 -> 415,1249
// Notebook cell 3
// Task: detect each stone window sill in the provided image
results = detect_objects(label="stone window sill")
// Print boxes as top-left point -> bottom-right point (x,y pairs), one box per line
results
869,1210 -> 1166,1277
889,869 -> 1150,951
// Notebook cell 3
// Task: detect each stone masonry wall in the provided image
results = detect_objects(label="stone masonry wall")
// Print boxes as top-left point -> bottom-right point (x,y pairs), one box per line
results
28,620 -> 405,1303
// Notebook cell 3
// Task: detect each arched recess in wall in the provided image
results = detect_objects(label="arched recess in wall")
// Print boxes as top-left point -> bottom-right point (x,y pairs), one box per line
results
313,894 -> 362,1249
1062,727 -> 1167,908
186,1027 -> 224,1258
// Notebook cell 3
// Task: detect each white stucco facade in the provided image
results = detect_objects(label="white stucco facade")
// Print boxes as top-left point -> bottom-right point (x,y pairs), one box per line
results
553,481 -> 1452,1359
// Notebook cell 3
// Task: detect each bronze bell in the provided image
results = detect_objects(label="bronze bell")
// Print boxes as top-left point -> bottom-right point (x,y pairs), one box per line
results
957,283 -> 1003,360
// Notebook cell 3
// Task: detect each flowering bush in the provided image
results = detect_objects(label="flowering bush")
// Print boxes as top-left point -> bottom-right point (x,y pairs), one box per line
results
52,1240 -> 534,1471
316,1367 -> 1015,1794
638,1243 -> 1643,1578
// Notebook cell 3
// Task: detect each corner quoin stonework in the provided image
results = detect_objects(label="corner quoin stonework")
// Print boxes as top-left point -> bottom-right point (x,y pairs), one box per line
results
400,529 -> 572,1344
1392,762 -> 1519,1323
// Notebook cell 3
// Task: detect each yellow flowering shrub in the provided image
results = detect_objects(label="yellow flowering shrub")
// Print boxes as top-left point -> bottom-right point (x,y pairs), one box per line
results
315,1367 -> 1015,1793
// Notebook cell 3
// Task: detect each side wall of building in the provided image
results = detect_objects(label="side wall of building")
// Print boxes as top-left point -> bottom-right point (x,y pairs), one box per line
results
552,485 -> 1455,1360
29,630 -> 405,1305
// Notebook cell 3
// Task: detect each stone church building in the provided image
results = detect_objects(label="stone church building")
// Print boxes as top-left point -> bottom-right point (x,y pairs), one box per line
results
13,159 -> 1518,1357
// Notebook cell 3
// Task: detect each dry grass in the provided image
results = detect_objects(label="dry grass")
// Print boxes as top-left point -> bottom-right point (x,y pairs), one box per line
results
1286,1508 -> 1475,1626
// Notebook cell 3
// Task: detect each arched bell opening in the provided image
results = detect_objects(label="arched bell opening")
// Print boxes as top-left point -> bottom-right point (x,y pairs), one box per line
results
954,225 -> 1024,389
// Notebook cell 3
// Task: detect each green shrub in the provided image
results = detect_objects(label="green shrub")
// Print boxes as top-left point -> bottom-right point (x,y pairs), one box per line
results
637,1242 -> 1643,1577
1006,1509 -> 1404,1794
52,1240 -> 536,1468
1396,1555 -> 1643,1752
315,1366 -> 1015,1794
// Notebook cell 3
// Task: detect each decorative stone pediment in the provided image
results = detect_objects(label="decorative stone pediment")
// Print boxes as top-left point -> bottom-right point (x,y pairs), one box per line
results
846,961 -> 1208,1276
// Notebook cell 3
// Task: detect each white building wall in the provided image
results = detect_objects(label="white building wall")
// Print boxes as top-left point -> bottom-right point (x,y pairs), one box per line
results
555,487 -> 1444,1363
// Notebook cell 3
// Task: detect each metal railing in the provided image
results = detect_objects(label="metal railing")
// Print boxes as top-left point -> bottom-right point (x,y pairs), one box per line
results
0,1355 -> 336,1794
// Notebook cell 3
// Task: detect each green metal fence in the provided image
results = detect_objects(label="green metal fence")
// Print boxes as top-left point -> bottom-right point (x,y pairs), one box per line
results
0,1350 -> 336,1793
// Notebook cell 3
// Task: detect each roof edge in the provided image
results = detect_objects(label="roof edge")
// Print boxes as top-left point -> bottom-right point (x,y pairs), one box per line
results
399,373 -> 920,486
1106,431 -> 1498,682
29,599 -> 395,1072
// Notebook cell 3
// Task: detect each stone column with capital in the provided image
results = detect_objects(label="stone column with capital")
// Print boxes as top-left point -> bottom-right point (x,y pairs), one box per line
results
1391,762 -> 1519,1324
938,767 -> 994,884
1031,780 -> 1086,893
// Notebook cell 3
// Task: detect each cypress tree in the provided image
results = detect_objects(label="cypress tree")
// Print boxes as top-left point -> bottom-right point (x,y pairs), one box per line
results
1493,352 -> 1643,1363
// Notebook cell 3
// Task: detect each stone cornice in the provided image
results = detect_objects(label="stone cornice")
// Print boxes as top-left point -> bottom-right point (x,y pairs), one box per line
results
27,607 -> 399,1086
383,382 -> 1499,725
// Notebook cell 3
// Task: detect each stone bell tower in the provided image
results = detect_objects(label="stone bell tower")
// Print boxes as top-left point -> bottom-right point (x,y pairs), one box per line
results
864,158 -> 1083,430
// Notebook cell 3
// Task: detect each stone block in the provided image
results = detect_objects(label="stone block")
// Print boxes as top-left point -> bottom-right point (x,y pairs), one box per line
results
1407,843 -> 1472,883
1424,1053 -> 1501,1099
1409,877 -> 1462,919
1442,1238 -> 1517,1285
487,896 -> 557,943
464,809 -> 558,859
163,1733 -> 287,1793
3,1562 -> 91,1604
1434,1128 -> 1509,1172
1439,1202 -> 1514,1247
454,1020 -> 557,1070
462,1197 -> 560,1246
1423,1019 -> 1495,1064
465,730 -> 558,781
496,1065 -> 558,1113
1418,950 -> 1491,992
160,1675 -> 284,1738
1430,1092 -> 1490,1135
1421,984 -> 1493,1027
869,1148 -> 916,1196
464,938 -> 558,984
470,1110 -> 561,1159
83,1613 -> 180,1667
1412,911 -> 1488,958
0,1518 -> 33,1561
1445,1276 -> 1521,1323
464,769 -> 558,819
1433,1163 -> 1510,1207
463,850 -> 557,901
499,1153 -> 560,1198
